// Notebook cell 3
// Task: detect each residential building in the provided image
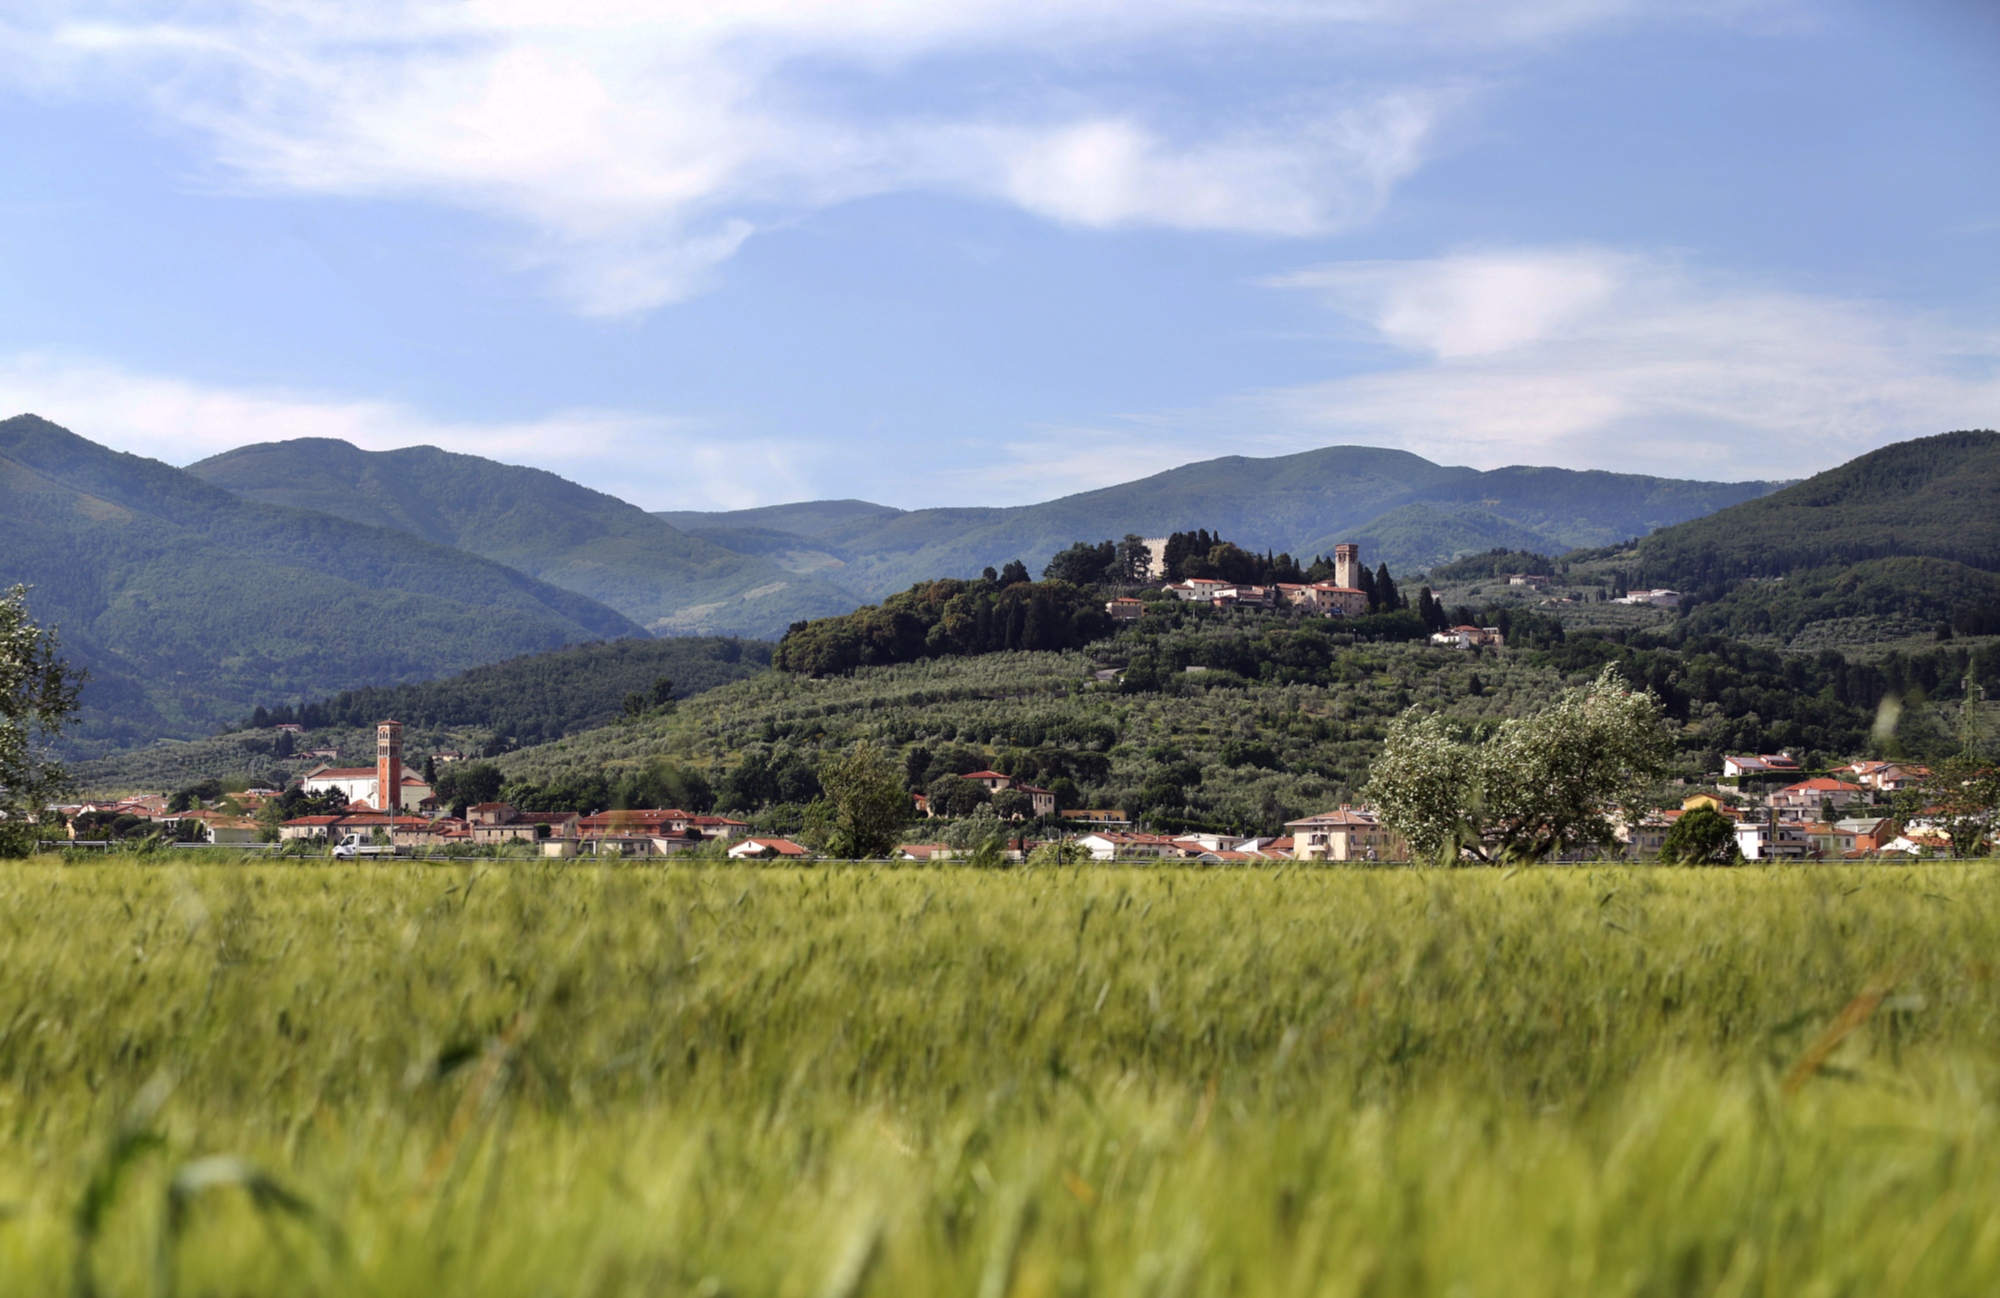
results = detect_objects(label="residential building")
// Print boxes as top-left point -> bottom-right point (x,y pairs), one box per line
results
963,770 -> 1013,794
1768,778 -> 1868,822
1164,578 -> 1230,602
1615,589 -> 1683,607
1075,832 -> 1188,861
1284,808 -> 1404,861
1508,574 -> 1550,587
1735,819 -> 1815,861
727,838 -> 812,860
1834,817 -> 1897,851
1431,625 -> 1505,650
897,844 -> 956,861
1061,809 -> 1132,829
1837,761 -> 1929,792
1105,596 -> 1145,621
1721,754 -> 1801,779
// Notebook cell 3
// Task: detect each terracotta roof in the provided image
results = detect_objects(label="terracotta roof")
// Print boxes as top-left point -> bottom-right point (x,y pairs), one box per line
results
962,770 -> 1010,781
1780,779 -> 1865,794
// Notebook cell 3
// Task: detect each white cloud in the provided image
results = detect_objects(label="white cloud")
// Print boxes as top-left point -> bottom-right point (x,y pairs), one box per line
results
0,353 -> 817,510
1,0 -> 1656,314
1251,248 -> 2000,477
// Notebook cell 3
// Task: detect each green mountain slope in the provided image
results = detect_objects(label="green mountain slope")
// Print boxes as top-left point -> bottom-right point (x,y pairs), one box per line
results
0,415 -> 645,752
190,439 -> 865,636
71,635 -> 773,794
1620,430 -> 2000,588
665,447 -> 1777,593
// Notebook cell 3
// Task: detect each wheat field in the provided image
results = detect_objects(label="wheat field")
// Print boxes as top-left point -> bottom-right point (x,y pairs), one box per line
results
5,859 -> 2000,1296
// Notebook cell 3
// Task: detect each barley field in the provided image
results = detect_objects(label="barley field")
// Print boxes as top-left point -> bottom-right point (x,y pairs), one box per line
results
5,860 -> 2000,1296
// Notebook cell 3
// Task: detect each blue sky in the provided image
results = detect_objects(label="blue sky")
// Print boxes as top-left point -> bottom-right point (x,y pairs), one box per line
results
2,0 -> 1997,509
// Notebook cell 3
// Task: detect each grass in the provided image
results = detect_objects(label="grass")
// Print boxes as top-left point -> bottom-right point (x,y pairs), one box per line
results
5,859 -> 2000,1295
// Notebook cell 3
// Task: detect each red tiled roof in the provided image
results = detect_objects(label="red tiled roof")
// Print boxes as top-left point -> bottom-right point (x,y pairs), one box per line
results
963,770 -> 1009,781
1780,779 -> 1865,794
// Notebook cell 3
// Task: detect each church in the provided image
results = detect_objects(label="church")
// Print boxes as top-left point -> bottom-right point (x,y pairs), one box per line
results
300,720 -> 434,811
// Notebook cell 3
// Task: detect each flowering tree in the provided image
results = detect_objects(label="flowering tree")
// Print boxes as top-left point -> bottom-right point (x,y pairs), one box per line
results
1367,666 -> 1670,864
0,586 -> 83,855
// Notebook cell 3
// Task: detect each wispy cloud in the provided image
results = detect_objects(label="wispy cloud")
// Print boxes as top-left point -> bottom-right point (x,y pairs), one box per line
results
2,0 -> 1660,315
1244,247 -> 2000,478
0,352 -> 819,510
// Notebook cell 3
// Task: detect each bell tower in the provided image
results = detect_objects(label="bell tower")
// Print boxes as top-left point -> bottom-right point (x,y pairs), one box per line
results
1334,543 -> 1360,590
375,720 -> 403,813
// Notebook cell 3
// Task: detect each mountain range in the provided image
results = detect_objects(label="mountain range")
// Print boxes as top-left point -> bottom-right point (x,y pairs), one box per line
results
658,447 -> 1782,596
189,439 -> 864,636
0,413 -> 1832,755
0,415 -> 641,751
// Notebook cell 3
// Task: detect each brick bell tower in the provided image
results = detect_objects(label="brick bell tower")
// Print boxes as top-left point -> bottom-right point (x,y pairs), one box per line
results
1334,543 -> 1360,590
375,720 -> 403,814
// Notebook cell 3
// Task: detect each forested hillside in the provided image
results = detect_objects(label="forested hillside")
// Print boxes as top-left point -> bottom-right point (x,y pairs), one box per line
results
1614,430 -> 2000,587
483,598 -> 2000,835
71,636 -> 770,794
191,439 -> 863,636
0,415 -> 643,753
659,446 -> 1777,593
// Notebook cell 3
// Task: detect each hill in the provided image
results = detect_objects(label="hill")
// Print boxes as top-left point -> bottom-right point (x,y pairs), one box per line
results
189,439 -> 865,636
659,447 -> 1777,594
1614,430 -> 2000,588
70,635 -> 771,794
0,414 -> 643,752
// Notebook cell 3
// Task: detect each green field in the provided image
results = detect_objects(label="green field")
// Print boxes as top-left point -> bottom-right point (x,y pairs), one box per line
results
8,860 -> 2000,1296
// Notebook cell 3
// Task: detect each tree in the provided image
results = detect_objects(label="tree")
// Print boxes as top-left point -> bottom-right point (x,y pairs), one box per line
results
1366,667 -> 1670,863
991,788 -> 1035,820
1116,534 -> 1153,583
927,773 -> 991,817
817,741 -> 908,858
0,586 -> 83,855
1374,564 -> 1402,612
1659,806 -> 1742,864
434,761 -> 504,816
999,560 -> 1031,587
1911,758 -> 1999,857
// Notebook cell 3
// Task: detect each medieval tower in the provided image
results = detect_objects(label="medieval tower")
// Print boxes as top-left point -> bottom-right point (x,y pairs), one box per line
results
375,720 -> 404,813
1334,543 -> 1361,590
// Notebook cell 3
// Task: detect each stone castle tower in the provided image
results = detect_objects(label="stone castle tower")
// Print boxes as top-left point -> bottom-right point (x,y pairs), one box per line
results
375,720 -> 403,814
1334,543 -> 1361,590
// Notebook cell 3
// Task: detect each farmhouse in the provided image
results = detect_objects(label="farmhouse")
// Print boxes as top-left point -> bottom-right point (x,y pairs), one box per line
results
727,837 -> 812,859
1768,778 -> 1868,822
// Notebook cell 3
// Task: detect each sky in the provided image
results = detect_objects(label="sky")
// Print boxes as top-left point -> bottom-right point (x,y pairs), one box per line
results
2,0 -> 1997,511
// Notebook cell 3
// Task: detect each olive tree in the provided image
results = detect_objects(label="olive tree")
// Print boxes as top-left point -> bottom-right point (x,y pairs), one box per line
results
0,586 -> 83,855
816,741 -> 909,859
1366,666 -> 1670,864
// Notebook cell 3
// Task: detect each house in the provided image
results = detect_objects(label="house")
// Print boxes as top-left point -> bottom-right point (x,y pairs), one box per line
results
300,747 -> 340,760
1284,808 -> 1404,862
174,811 -> 263,845
1061,809 -> 1132,829
1016,784 -> 1057,817
1164,578 -> 1230,602
1802,822 -> 1859,857
727,837 -> 812,860
1615,589 -> 1682,607
1616,810 -> 1673,857
1075,832 -> 1188,861
1837,760 -> 1929,792
1768,778 -> 1867,822
963,770 -> 1014,794
897,844 -> 956,861
1430,625 -> 1505,650
1508,574 -> 1550,587
1105,596 -> 1146,621
1735,819 -> 1815,860
1834,817 -> 1897,851
1721,754 -> 1801,779
1285,583 -> 1369,618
